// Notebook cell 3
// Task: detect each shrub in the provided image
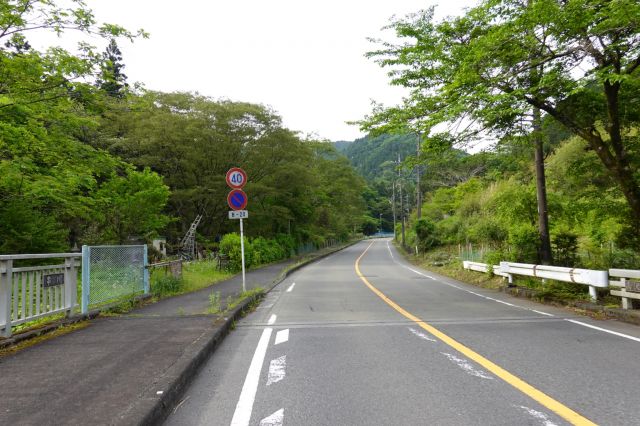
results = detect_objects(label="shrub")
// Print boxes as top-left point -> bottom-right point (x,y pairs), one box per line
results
275,234 -> 296,257
415,218 -> 438,251
152,275 -> 183,296
252,236 -> 286,265
552,230 -> 578,267
220,233 -> 253,271
508,224 -> 539,263
484,248 -> 509,270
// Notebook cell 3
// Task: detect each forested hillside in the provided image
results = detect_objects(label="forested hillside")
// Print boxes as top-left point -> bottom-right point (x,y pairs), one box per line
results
0,1 -> 367,255
333,134 -> 420,234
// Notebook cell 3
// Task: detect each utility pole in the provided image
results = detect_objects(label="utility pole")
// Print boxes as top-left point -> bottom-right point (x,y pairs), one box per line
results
416,134 -> 422,219
391,179 -> 397,240
398,153 -> 405,248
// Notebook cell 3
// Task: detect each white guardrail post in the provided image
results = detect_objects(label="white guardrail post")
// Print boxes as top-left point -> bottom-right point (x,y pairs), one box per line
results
0,259 -> 12,338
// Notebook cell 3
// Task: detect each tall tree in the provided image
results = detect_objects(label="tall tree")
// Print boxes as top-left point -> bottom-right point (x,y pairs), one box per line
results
362,0 -> 640,237
98,38 -> 128,98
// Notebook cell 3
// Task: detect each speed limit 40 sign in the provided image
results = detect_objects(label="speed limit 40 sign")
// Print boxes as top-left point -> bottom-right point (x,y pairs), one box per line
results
226,167 -> 247,189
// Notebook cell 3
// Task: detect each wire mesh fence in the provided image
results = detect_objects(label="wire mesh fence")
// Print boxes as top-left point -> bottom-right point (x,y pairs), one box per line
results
82,245 -> 148,312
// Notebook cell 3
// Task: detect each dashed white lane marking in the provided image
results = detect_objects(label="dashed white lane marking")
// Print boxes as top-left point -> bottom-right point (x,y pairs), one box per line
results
441,352 -> 493,380
268,314 -> 277,325
565,319 -> 640,343
286,282 -> 296,292
532,310 -> 554,317
408,327 -> 437,342
518,405 -> 558,426
259,408 -> 284,426
230,327 -> 273,426
275,329 -> 289,345
266,355 -> 286,386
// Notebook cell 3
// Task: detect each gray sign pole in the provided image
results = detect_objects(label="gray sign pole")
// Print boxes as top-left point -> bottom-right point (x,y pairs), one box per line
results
239,218 -> 246,293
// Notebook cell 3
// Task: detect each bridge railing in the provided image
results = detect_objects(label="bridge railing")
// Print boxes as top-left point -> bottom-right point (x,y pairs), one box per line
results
609,269 -> 640,309
0,253 -> 80,338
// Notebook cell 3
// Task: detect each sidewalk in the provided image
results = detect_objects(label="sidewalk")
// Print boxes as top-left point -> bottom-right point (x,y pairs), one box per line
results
0,246 -> 347,425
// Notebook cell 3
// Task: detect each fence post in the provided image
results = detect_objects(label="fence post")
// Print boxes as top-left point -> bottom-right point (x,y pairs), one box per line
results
81,245 -> 90,314
589,285 -> 598,302
1,259 -> 13,338
143,245 -> 150,295
621,278 -> 630,309
64,257 -> 77,318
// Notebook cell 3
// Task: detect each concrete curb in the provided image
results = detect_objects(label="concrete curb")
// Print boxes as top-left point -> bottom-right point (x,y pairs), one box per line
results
130,239 -> 360,425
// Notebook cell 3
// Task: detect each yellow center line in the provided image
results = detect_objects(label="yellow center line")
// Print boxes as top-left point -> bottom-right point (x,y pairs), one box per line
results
355,241 -> 597,426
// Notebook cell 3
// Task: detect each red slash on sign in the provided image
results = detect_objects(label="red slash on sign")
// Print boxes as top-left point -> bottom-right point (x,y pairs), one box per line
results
227,189 -> 248,210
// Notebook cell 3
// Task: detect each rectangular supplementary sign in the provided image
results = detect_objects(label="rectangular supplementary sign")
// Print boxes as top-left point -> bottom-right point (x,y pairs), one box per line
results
42,273 -> 65,287
626,280 -> 640,293
229,210 -> 248,219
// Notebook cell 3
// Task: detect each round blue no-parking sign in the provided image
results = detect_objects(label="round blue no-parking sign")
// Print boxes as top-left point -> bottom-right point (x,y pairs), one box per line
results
227,189 -> 248,210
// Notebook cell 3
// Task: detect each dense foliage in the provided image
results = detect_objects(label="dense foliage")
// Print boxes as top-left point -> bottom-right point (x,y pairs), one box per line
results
354,0 -> 640,269
363,0 -> 640,233
389,135 -> 639,269
0,0 -> 368,254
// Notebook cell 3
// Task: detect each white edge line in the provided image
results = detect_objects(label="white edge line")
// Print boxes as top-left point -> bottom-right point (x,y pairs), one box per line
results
268,314 -> 277,325
230,327 -> 274,426
532,310 -> 554,317
385,239 -> 554,317
565,319 -> 640,343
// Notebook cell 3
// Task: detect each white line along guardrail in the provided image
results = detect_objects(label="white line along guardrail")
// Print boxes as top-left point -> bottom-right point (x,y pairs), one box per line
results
0,253 -> 80,338
609,269 -> 640,310
499,262 -> 608,301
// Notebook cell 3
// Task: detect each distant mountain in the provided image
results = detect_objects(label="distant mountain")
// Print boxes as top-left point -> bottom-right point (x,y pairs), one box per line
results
333,141 -> 352,153
335,134 -> 419,181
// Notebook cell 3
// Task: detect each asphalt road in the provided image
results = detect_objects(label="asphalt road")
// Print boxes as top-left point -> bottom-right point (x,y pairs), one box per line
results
165,239 -> 640,426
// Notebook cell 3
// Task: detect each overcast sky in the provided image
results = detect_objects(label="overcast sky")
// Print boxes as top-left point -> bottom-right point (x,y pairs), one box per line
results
57,1 -> 476,141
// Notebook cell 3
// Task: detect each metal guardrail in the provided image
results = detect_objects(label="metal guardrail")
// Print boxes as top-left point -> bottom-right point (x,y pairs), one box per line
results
0,253 -> 81,337
499,262 -> 608,301
462,261 -> 508,277
462,260 -> 608,301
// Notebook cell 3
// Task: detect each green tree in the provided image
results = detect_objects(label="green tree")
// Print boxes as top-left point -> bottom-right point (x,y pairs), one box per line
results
98,38 -> 128,98
363,0 -> 640,236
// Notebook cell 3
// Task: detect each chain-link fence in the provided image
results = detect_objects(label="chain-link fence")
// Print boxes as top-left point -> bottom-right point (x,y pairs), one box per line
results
81,245 -> 148,313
